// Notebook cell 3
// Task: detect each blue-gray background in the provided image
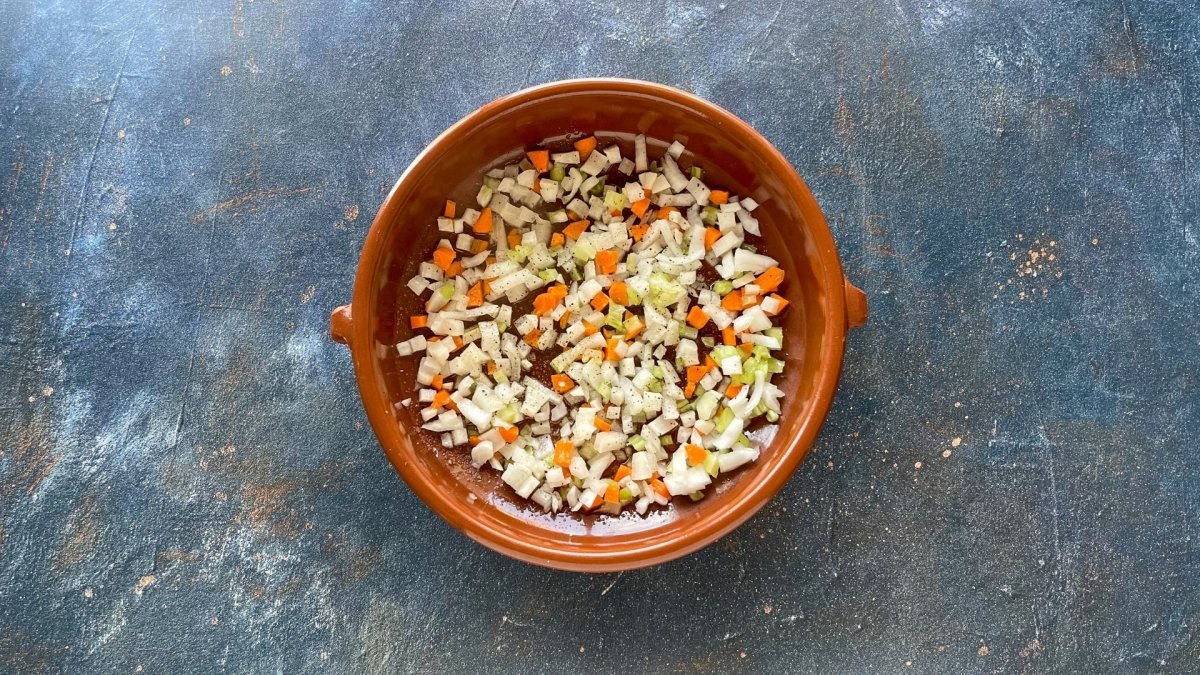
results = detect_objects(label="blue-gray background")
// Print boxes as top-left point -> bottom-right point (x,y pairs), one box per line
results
1,0 -> 1196,673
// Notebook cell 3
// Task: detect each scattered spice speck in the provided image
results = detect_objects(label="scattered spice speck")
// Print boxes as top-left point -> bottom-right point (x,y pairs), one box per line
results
943,449 -> 953,458
221,65 -> 233,76
952,437 -> 962,447
978,645 -> 990,657
914,461 -> 923,470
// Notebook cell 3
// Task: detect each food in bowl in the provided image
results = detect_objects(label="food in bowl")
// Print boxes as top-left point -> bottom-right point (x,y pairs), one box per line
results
395,134 -> 790,515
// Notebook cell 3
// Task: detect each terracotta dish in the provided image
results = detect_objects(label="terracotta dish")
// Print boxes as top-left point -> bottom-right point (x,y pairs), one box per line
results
330,79 -> 867,571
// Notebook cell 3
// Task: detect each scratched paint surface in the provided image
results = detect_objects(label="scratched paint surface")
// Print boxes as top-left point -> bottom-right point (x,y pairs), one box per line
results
0,0 -> 1197,672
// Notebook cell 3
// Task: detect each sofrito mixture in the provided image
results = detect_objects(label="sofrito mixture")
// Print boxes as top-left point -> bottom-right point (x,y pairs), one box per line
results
396,134 -> 790,515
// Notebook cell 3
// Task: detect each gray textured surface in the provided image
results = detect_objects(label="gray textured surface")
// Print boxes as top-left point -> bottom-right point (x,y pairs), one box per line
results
1,0 -> 1198,672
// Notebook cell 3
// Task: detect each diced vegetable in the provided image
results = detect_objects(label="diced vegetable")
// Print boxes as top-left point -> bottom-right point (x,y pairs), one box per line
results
395,133 -> 789,515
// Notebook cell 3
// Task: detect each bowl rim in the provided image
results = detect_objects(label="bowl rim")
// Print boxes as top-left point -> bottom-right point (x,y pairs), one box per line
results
338,78 -> 853,571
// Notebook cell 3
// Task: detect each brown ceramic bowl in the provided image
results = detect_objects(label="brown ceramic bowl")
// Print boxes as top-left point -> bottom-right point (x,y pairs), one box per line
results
330,79 -> 867,572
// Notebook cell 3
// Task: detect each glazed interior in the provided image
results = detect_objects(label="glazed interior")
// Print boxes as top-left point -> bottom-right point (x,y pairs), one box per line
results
358,84 -> 841,564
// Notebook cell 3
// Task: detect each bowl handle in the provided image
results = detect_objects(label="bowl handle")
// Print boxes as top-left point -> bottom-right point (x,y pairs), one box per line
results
844,278 -> 868,330
330,304 -> 353,345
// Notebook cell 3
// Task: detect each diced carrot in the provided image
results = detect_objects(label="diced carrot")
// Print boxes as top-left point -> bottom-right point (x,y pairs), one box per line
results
650,477 -> 670,498
547,283 -> 569,299
605,337 -> 621,361
685,444 -> 707,466
722,325 -> 736,346
609,281 -> 629,305
722,290 -> 744,312
452,336 -> 464,351
431,389 -> 451,410
764,293 -> 790,315
523,328 -> 541,348
603,482 -> 620,504
526,149 -> 550,173
558,310 -> 572,329
533,178 -> 541,192
468,435 -> 480,446
564,219 -> 589,240
486,256 -> 496,265
624,316 -> 644,339
482,278 -> 493,295
740,342 -> 754,354
630,224 -> 650,242
614,464 -> 632,481
656,206 -> 677,221
410,315 -> 428,329
507,229 -> 520,248
704,227 -> 721,250
573,136 -> 597,159
726,383 -> 743,399
466,282 -> 483,308
472,207 -> 494,234
591,293 -> 609,311
550,232 -> 565,248
551,374 -> 575,393
596,249 -> 619,275
445,260 -> 463,277
684,364 -> 708,398
431,374 -> 444,390
470,238 -> 489,253
594,417 -> 613,432
686,306 -> 709,329
533,292 -> 559,316
554,440 -> 574,468
486,360 -> 497,376
629,197 -> 651,219
582,320 -> 598,336
444,200 -> 456,218
432,246 -> 456,271
755,266 -> 785,293
709,190 -> 729,205
705,354 -> 717,371
498,425 -> 519,443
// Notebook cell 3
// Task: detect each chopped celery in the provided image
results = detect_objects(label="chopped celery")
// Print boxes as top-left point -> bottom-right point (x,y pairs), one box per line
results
766,410 -> 780,423
438,284 -> 456,299
629,435 -> 646,451
618,487 -> 633,502
497,405 -> 518,424
690,166 -> 703,179
714,407 -> 734,433
572,241 -> 596,263
603,190 -> 627,212
538,269 -> 558,281
702,205 -> 719,225
650,366 -> 664,379
646,379 -> 662,393
765,327 -> 783,343
549,165 -> 565,181
484,177 -> 500,190
660,435 -> 674,446
767,358 -> 784,374
679,325 -> 698,340
713,280 -> 733,296
589,178 -> 606,196
711,345 -> 741,363
689,491 -> 705,502
518,158 -> 534,172
648,272 -> 684,307
649,160 -> 659,172
507,244 -> 531,263
742,243 -> 757,253
702,452 -> 720,477
604,304 -> 625,330
701,336 -> 715,348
